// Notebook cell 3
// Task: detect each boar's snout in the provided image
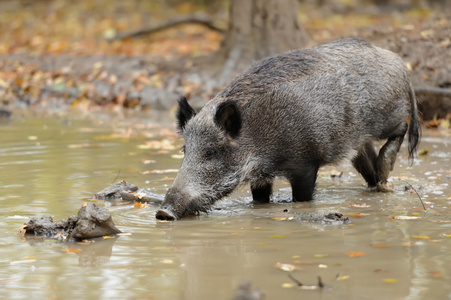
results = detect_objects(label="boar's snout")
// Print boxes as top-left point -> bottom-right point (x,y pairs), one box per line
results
155,187 -> 183,221
155,205 -> 177,221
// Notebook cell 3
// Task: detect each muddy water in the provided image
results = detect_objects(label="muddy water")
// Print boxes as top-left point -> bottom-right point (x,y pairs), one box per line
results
0,113 -> 450,299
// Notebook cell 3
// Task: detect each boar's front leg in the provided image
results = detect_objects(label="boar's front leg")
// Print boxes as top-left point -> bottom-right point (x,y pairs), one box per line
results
251,180 -> 273,203
289,164 -> 319,202
376,122 -> 408,192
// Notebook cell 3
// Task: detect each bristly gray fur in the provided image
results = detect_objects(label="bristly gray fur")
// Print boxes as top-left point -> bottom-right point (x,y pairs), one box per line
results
156,38 -> 421,220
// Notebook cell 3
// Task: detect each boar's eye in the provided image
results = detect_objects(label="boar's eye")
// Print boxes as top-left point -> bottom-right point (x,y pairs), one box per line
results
204,149 -> 215,159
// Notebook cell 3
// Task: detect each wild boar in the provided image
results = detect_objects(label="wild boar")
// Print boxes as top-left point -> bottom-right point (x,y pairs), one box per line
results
156,38 -> 420,220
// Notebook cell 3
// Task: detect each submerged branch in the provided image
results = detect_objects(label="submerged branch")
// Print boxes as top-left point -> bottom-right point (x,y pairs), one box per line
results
402,180 -> 426,210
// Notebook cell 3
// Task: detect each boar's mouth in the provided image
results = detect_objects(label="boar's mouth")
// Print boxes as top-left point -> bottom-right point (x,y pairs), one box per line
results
155,207 -> 177,221
155,197 -> 214,221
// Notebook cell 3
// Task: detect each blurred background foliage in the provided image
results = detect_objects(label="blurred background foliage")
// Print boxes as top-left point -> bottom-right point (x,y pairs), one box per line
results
0,0 -> 445,58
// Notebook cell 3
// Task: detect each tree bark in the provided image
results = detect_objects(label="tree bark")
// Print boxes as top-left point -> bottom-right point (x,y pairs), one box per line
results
211,0 -> 309,86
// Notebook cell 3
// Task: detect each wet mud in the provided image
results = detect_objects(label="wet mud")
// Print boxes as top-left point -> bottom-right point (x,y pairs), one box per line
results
22,203 -> 121,240
263,210 -> 351,225
94,180 -> 164,203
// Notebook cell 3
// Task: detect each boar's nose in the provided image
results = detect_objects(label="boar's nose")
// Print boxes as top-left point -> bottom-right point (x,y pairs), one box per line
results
155,206 -> 177,221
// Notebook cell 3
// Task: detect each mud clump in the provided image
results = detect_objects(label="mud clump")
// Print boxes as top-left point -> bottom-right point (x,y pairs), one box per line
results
22,203 -> 121,240
94,180 -> 164,203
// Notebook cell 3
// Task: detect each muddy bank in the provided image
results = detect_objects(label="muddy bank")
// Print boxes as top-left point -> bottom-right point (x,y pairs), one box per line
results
22,203 -> 121,240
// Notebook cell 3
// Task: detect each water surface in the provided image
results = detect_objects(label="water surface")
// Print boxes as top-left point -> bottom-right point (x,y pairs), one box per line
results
0,113 -> 450,299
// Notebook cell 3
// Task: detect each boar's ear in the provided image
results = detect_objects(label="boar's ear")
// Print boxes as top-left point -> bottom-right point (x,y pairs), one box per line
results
214,101 -> 241,138
176,97 -> 196,132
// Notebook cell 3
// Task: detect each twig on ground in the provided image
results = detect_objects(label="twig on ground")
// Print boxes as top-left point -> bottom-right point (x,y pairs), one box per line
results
109,14 -> 224,41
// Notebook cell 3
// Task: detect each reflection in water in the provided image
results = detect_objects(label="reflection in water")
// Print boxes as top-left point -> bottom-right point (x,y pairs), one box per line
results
0,116 -> 450,299
23,236 -> 118,267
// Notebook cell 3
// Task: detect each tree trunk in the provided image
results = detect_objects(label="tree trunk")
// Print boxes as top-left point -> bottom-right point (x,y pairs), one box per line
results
212,0 -> 309,86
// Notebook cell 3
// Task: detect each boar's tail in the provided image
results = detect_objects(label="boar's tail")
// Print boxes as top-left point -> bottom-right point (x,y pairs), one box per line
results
407,83 -> 421,162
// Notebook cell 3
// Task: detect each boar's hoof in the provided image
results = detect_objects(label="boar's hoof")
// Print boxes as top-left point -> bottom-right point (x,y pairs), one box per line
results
377,181 -> 395,193
155,208 -> 177,221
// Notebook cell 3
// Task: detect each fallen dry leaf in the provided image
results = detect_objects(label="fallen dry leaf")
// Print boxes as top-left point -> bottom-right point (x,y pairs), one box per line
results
392,216 -> 421,220
161,259 -> 174,264
134,201 -> 148,209
293,260 -> 317,265
429,272 -> 444,278
411,235 -> 431,239
336,275 -> 350,281
374,269 -> 387,273
274,262 -> 299,272
271,217 -> 294,221
351,203 -> 371,208
419,148 -> 429,156
10,259 -> 37,265
346,252 -> 367,258
66,248 -> 83,253
370,244 -> 392,248
19,224 -> 27,236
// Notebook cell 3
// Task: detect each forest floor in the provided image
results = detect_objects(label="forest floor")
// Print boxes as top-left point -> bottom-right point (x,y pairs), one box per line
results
0,0 -> 450,123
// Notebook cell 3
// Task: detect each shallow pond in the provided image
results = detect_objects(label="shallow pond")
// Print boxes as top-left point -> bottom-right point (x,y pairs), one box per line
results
0,113 -> 450,299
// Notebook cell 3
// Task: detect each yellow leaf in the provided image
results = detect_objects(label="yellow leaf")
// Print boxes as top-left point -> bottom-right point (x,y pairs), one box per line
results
267,235 -> 287,238
104,236 -> 116,239
419,149 -> 429,156
405,62 -> 412,71
336,275 -> 350,281
281,283 -> 294,288
313,254 -> 329,258
383,278 -> 398,283
411,235 -> 430,239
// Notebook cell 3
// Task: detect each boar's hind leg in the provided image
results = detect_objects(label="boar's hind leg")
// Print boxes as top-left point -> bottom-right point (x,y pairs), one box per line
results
352,142 -> 379,187
376,121 -> 408,191
289,164 -> 319,202
251,180 -> 273,203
